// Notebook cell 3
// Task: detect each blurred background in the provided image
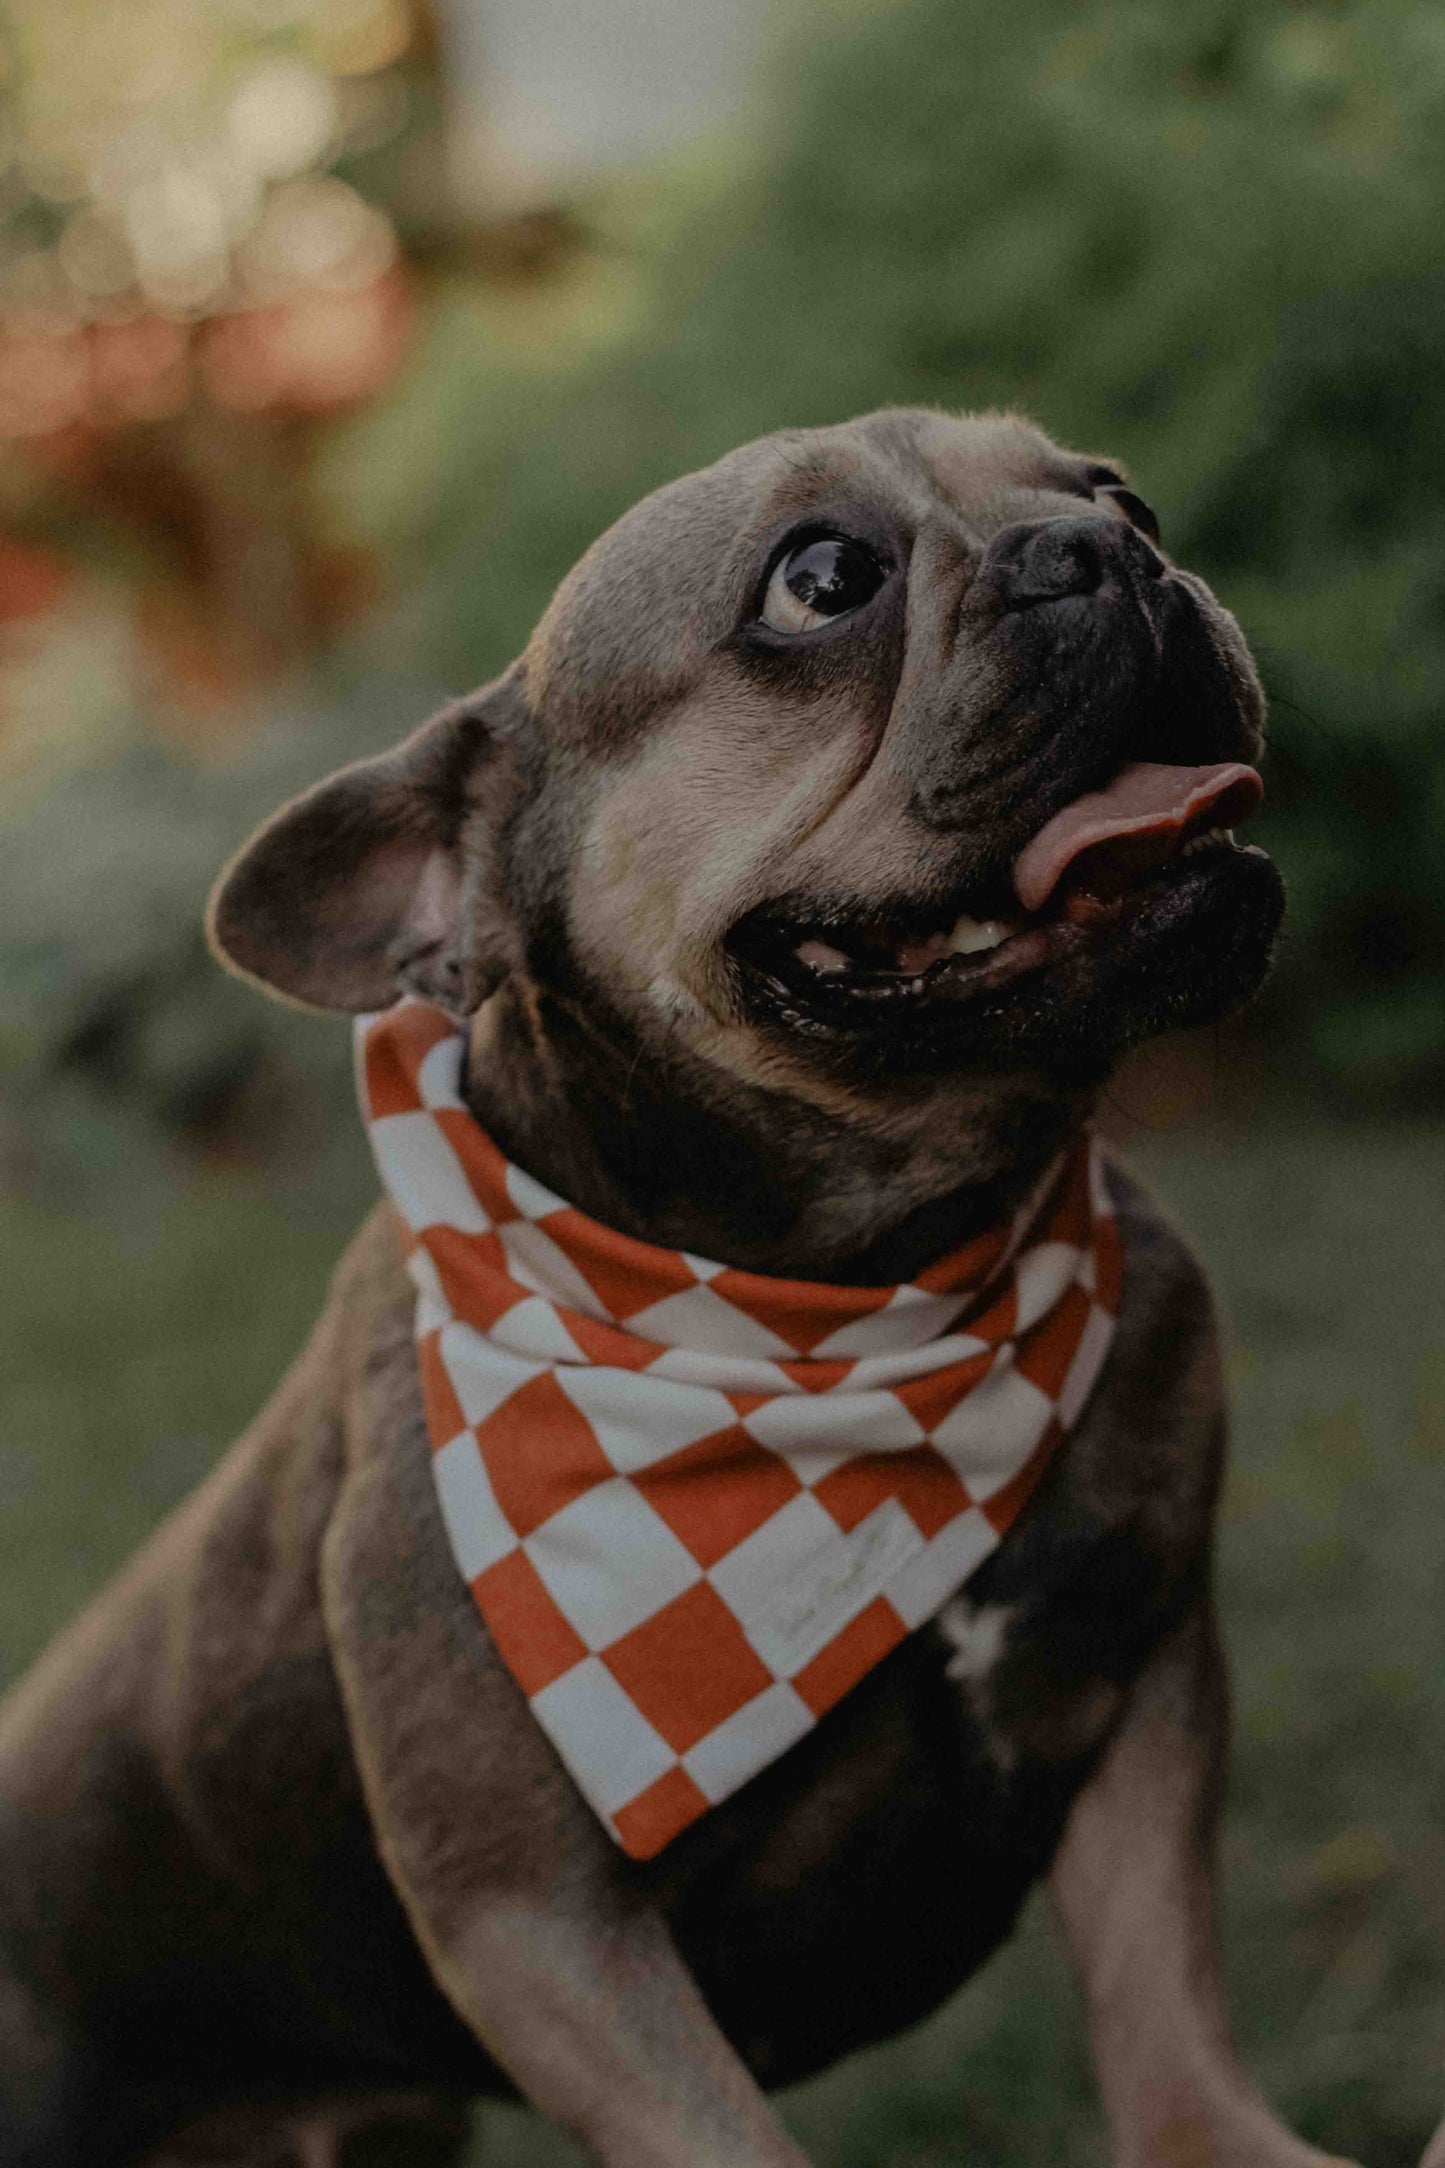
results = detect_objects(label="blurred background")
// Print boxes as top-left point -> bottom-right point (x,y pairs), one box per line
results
0,0 -> 1442,2161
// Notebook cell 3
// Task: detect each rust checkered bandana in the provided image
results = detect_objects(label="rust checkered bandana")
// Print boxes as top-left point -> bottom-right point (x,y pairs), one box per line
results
359,1001 -> 1123,1859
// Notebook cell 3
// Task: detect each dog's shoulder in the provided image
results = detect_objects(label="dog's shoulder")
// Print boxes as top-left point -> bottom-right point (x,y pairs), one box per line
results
132,1206 -> 414,1795
330,1199 -> 420,1398
1095,1146 -> 1227,1503
1104,1146 -> 1221,1347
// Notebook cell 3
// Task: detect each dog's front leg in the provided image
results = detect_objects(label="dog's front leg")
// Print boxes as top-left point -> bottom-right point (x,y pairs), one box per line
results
321,1446 -> 809,2168
1049,1594 -> 1354,2168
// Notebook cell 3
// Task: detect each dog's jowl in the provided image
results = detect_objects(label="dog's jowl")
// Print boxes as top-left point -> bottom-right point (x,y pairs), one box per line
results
0,411 -> 1351,2168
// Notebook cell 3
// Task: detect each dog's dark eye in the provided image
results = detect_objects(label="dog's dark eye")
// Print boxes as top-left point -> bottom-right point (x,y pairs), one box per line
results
759,535 -> 887,633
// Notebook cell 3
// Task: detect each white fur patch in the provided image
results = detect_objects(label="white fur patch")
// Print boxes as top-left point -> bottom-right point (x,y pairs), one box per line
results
938,1596 -> 1014,1684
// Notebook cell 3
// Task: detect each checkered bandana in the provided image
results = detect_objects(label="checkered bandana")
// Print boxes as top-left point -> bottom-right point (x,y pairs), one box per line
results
358,1001 -> 1123,1860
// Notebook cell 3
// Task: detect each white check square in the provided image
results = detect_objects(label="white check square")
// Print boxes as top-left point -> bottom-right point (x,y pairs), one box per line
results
416,1034 -> 467,1110
438,1324 -> 541,1426
682,1681 -> 815,1801
1013,1241 -> 1082,1332
556,1366 -> 735,1472
1058,1303 -> 1114,1427
432,1434 -> 516,1582
811,1283 -> 968,1358
500,1220 -> 613,1322
929,1359 -> 1051,1499
406,1246 -> 453,1337
492,1295 -> 588,1363
885,1508 -> 996,1630
532,1658 -> 676,1816
370,1112 -> 491,1236
505,1161 -> 569,1220
707,1491 -> 841,1641
627,1284 -> 796,1359
744,1388 -> 925,1455
525,1480 -> 700,1647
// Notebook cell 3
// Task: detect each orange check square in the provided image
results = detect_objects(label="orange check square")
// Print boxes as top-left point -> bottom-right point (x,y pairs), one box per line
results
1015,1283 -> 1094,1402
417,1329 -> 467,1443
965,1280 -> 1017,1346
548,1211 -> 702,1323
710,1269 -> 893,1356
433,1108 -> 517,1226
365,1007 -> 455,1115
612,1765 -> 710,1859
895,1350 -> 991,1432
813,1446 -> 969,1539
426,1225 -> 519,1332
565,1310 -> 662,1371
474,1548 -> 588,1697
603,1581 -> 774,1754
791,1595 -> 907,1718
476,1372 -> 616,1537
634,1426 -> 801,1567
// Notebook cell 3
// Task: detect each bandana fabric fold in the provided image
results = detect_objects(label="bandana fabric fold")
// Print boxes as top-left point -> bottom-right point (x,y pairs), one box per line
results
358,1001 -> 1123,1859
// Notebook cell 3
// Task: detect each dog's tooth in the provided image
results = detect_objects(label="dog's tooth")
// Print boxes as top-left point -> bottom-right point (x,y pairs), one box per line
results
795,938 -> 850,973
949,913 -> 1012,955
1180,825 -> 1232,860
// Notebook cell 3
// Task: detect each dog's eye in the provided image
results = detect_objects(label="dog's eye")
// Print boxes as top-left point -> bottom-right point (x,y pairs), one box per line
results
759,535 -> 887,633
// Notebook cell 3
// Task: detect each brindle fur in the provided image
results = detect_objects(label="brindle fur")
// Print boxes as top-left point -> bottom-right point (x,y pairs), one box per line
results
0,411 -> 1347,2166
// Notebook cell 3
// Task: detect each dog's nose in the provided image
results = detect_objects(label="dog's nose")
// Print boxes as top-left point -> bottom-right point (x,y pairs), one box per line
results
986,514 -> 1163,608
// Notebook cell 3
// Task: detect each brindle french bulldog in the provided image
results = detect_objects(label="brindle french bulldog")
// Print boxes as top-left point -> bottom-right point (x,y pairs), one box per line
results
0,409 -> 1352,2168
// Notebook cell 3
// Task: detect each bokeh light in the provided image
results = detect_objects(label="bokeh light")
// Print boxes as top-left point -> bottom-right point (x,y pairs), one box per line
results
0,0 -> 415,433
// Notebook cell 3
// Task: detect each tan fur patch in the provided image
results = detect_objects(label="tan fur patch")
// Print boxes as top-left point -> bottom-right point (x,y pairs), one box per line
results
567,674 -> 876,1029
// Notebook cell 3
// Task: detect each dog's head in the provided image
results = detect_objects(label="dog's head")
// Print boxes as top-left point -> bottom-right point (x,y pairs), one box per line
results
211,408 -> 1281,1129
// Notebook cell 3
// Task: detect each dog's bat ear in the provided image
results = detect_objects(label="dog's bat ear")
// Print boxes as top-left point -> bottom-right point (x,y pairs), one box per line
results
206,678 -> 524,1015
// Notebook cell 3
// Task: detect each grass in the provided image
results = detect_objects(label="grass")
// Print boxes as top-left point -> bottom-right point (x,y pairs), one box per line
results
1,1063 -> 1441,2166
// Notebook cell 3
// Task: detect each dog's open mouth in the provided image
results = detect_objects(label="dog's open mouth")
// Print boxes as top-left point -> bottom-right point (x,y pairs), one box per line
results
728,762 -> 1266,1022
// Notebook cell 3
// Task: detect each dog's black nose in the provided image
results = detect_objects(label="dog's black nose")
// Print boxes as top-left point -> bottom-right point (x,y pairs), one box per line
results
986,514 -> 1163,607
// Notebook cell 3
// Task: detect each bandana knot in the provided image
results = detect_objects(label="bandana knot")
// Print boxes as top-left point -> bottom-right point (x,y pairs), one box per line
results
359,1001 -> 1122,1858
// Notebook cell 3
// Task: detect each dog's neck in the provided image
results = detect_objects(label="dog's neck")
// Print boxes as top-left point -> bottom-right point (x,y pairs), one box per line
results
463,981 -> 1093,1285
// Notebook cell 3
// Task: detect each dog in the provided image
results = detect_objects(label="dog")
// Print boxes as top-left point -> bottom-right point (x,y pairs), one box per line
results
0,408 -> 1352,2168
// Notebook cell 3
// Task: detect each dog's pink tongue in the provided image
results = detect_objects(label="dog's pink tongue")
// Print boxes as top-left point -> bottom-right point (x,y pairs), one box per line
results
1013,761 -> 1263,913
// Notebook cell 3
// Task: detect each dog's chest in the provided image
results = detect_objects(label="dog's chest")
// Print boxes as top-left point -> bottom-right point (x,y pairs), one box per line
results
645,1587 -> 1123,2087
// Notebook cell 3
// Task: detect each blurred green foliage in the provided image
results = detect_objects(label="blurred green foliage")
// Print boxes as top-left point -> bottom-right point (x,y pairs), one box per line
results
0,673 -> 402,1166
